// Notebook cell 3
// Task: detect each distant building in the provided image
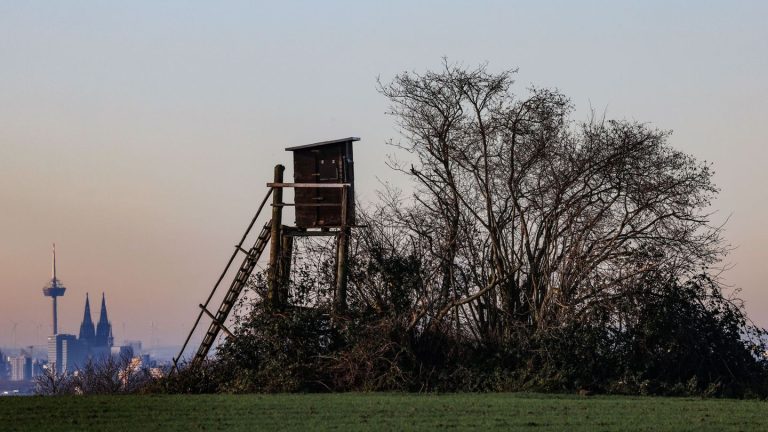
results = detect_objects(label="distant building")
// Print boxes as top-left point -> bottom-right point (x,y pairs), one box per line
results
111,346 -> 134,360
48,334 -> 80,374
78,293 -> 113,360
48,293 -> 115,374
124,340 -> 143,355
0,353 -> 8,380
42,244 -> 66,335
139,354 -> 153,368
9,355 -> 32,381
31,359 -> 43,379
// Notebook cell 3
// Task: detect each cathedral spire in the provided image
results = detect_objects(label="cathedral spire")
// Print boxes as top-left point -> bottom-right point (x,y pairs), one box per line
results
96,292 -> 113,347
98,292 -> 109,324
78,293 -> 96,342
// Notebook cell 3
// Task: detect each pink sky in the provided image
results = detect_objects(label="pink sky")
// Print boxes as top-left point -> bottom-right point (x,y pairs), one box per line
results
1,2 -> 766,349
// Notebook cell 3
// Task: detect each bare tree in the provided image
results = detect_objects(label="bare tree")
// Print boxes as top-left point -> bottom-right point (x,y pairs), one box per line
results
35,366 -> 74,395
208,62 -> 761,396
35,355 -> 154,395
378,61 -> 722,340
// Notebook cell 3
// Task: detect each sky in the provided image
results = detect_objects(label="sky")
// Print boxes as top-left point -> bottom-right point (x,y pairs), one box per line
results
1,1 -> 766,351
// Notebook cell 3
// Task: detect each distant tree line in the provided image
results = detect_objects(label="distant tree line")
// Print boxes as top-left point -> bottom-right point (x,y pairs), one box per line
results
160,62 -> 767,397
35,355 -> 155,395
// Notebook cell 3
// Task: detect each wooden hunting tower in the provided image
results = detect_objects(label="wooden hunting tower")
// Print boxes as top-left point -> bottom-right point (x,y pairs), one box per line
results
176,136 -> 361,372
286,137 -> 359,228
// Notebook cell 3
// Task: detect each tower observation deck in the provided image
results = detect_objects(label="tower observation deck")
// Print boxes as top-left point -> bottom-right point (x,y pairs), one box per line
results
42,243 -> 66,334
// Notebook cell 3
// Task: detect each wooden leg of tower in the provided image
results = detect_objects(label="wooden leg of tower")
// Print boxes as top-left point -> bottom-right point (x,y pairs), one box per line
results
334,185 -> 349,314
279,231 -> 293,308
267,165 -> 284,310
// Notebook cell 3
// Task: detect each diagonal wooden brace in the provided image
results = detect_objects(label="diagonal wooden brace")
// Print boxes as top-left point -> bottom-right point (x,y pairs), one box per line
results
198,304 -> 235,338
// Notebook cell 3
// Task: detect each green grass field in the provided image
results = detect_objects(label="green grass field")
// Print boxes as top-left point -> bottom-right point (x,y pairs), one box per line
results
1,393 -> 766,431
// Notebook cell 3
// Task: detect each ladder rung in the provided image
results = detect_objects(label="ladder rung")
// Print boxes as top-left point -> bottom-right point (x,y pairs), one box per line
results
191,221 -> 273,363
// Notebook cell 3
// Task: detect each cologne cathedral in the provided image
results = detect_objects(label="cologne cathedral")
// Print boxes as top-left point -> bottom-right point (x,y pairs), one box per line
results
78,293 -> 114,356
48,293 -> 115,373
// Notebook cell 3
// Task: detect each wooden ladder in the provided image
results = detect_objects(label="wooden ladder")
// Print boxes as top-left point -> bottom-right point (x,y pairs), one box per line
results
193,222 -> 271,364
173,188 -> 273,372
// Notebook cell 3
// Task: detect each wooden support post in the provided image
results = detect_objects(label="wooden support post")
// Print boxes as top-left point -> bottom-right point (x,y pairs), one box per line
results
267,164 -> 284,309
334,185 -> 350,313
279,229 -> 293,306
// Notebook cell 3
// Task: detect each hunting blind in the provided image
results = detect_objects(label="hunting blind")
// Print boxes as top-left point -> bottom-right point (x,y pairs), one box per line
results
287,137 -> 358,228
175,137 -> 360,371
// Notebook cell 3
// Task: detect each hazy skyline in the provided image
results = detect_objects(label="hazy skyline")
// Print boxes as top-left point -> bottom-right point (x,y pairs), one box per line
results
1,1 -> 766,348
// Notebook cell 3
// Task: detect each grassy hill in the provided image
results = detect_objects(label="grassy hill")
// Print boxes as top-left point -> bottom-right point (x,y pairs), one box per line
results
1,393 -> 766,431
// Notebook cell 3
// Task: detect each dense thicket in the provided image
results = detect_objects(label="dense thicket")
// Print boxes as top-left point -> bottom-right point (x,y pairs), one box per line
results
164,63 -> 768,397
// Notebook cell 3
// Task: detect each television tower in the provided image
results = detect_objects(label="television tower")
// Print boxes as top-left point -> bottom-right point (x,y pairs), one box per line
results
42,243 -> 66,334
